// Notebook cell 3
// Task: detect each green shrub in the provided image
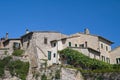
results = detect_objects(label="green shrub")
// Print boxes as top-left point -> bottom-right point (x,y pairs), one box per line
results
55,70 -> 61,79
8,60 -> 29,80
41,74 -> 47,80
0,60 -> 5,77
0,56 -> 12,77
12,49 -> 24,56
0,56 -> 29,79
112,64 -> 120,69
59,48 -> 120,73
59,48 -> 111,70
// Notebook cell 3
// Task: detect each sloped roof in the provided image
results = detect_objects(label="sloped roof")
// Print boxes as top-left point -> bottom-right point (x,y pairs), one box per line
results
3,38 -> 20,44
21,31 -> 60,38
110,46 -> 120,52
72,32 -> 114,44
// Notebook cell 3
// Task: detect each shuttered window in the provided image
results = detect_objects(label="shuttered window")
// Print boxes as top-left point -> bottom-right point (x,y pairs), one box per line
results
69,42 -> 71,47
48,51 -> 51,60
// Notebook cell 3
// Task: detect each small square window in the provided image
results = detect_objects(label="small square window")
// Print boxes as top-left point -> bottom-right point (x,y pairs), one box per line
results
116,58 -> 120,64
13,42 -> 20,50
53,53 -> 56,57
101,44 -> 103,49
75,44 -> 77,47
53,43 -> 56,47
44,37 -> 48,44
79,44 -> 84,48
106,46 -> 108,51
101,56 -> 105,62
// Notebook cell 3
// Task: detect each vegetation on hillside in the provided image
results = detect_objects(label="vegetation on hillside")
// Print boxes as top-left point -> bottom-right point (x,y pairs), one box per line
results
59,48 -> 120,72
0,56 -> 12,77
0,56 -> 29,80
12,49 -> 24,56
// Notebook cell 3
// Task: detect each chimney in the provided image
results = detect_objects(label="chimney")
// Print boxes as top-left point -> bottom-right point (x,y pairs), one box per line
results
26,29 -> 29,34
6,32 -> 8,40
84,28 -> 90,34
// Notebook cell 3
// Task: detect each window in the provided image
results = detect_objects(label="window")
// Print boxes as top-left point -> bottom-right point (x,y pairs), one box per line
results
13,42 -> 20,50
85,41 -> 87,48
101,56 -> 105,62
101,44 -> 103,49
53,53 -> 56,57
44,37 -> 48,44
79,44 -> 84,48
48,51 -> 51,60
75,44 -> 77,47
106,57 -> 110,63
116,58 -> 120,64
69,42 -> 71,47
28,36 -> 31,40
53,43 -> 56,47
106,46 -> 108,51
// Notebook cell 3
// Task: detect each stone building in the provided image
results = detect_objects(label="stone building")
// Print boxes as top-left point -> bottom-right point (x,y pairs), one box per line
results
51,29 -> 113,64
0,33 -> 21,56
20,30 -> 67,69
0,33 -> 8,48
110,46 -> 120,64
0,29 -> 120,65
3,38 -> 21,55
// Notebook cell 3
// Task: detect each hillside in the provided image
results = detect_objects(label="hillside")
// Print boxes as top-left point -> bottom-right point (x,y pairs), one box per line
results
0,48 -> 120,80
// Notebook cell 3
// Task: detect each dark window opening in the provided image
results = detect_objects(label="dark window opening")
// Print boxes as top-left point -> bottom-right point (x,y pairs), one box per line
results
13,42 -> 20,50
75,44 -> 77,47
69,42 -> 71,47
116,58 -> 120,64
53,53 -> 56,57
53,43 -> 56,47
27,40 -> 30,48
101,44 -> 103,49
85,41 -> 87,48
44,37 -> 48,44
79,44 -> 84,48
28,36 -> 31,40
101,56 -> 105,62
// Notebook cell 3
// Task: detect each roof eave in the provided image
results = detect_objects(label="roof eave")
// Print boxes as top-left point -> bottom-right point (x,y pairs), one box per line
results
98,36 -> 114,44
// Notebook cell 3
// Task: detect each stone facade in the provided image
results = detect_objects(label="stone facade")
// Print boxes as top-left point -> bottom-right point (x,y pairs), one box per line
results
53,30 -> 112,64
0,29 -> 119,65
83,72 -> 120,80
21,31 -> 67,69
3,39 -> 21,55
110,46 -> 120,64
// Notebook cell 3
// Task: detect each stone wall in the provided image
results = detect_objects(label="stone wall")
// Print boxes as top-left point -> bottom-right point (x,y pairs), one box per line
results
83,72 -> 120,80
110,46 -> 120,64
61,68 -> 84,80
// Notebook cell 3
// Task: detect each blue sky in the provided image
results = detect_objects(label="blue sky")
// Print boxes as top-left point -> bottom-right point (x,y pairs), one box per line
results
0,0 -> 120,48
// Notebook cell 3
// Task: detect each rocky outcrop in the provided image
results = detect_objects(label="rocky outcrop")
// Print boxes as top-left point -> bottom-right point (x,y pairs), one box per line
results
61,68 -> 84,80
0,70 -> 21,80
83,72 -> 120,80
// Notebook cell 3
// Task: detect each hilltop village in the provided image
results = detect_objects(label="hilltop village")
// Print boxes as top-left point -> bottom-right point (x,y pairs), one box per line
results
0,29 -> 120,66
0,28 -> 120,80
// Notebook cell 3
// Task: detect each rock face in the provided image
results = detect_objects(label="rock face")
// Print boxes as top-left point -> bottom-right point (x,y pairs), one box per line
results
61,68 -> 84,80
0,70 -> 21,80
83,72 -> 120,80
